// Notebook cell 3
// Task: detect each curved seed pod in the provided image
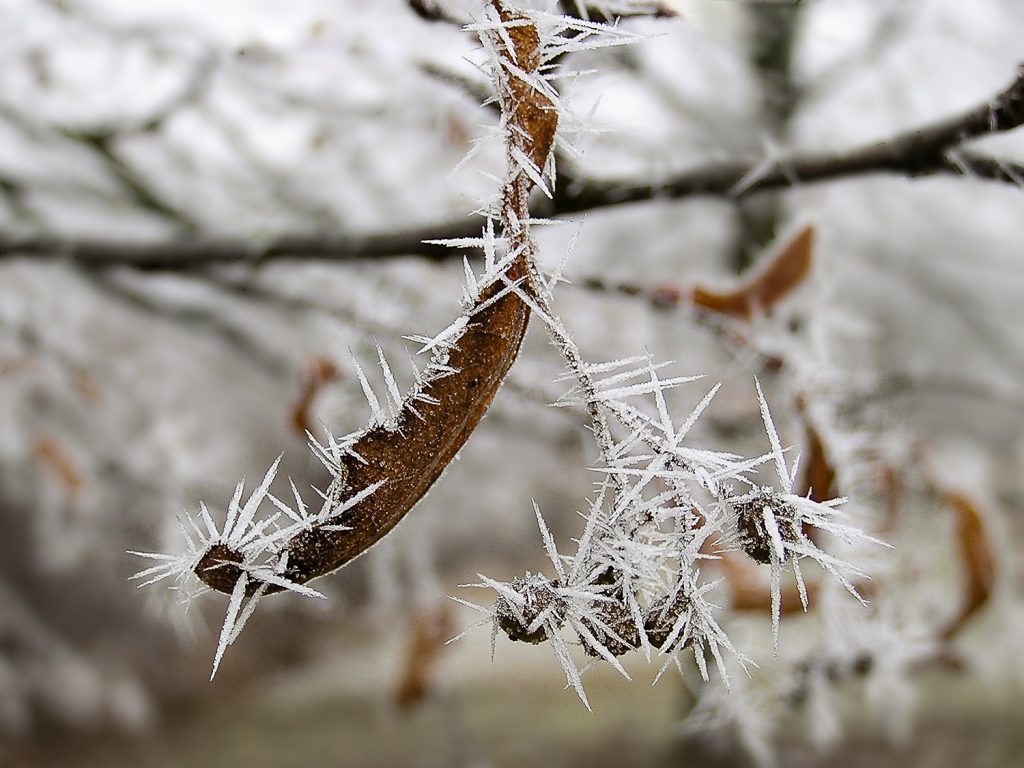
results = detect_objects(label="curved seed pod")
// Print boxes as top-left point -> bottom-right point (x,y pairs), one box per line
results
491,0 -> 558,174
195,0 -> 555,597
196,226 -> 532,597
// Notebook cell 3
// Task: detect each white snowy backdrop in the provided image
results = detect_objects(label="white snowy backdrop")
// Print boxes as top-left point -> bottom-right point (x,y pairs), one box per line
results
1,0 -> 1023,766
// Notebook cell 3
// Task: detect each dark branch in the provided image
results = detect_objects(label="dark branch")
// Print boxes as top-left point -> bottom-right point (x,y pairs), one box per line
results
3,64 -> 1024,270
548,63 -> 1024,213
74,268 -> 291,376
0,219 -> 479,270
59,129 -> 197,230
407,0 -> 464,25
557,1 -> 676,21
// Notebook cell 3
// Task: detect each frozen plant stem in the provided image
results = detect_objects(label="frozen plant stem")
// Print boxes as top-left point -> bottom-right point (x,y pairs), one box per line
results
456,4 -> 883,703
484,1 -> 617,472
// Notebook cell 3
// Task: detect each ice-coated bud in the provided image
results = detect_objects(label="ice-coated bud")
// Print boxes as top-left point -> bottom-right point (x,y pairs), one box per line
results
734,486 -> 801,565
495,573 -> 564,644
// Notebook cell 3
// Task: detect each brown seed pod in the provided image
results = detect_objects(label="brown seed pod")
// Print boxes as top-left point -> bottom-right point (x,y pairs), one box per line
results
196,252 -> 533,596
734,487 -> 800,565
495,574 -> 563,644
581,600 -> 641,657
491,0 -> 558,173
643,590 -> 695,652
196,1 -> 556,599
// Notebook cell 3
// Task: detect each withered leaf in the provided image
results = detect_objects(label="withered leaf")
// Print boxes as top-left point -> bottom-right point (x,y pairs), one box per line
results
692,225 -> 815,320
793,399 -> 837,545
290,357 -> 341,437
34,434 -> 84,505
720,551 -> 816,616
395,603 -> 455,710
939,491 -> 996,641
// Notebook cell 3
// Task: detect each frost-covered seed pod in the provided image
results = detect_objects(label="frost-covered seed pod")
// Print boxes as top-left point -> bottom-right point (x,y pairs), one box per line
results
495,574 -> 563,644
581,600 -> 640,657
734,486 -> 801,565
644,591 -> 695,651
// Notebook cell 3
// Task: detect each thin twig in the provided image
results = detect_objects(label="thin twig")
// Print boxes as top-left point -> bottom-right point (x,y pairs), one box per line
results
4,65 -> 1024,269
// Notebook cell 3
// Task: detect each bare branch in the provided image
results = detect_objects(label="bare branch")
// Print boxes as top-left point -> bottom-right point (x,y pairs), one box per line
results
550,63 -> 1024,213
3,65 -> 1024,269
407,0 -> 465,26
74,268 -> 292,376
557,1 -> 676,21
0,219 -> 478,269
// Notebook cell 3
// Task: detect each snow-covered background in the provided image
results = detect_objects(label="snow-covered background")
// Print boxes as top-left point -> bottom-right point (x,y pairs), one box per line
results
1,0 -> 1023,765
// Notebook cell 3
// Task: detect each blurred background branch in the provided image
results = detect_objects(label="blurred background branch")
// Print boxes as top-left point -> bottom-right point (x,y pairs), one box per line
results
3,64 -> 1023,270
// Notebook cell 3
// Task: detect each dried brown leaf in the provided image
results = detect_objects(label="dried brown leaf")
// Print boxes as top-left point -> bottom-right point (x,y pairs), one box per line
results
793,413 -> 836,504
395,603 -> 455,710
793,399 -> 837,545
939,491 -> 996,640
720,551 -> 816,616
74,368 -> 103,404
290,357 -> 341,436
0,358 -> 33,376
692,225 -> 815,320
33,434 -> 84,504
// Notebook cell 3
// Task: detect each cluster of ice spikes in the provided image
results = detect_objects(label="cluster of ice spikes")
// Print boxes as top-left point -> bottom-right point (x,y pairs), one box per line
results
457,358 -> 882,706
129,433 -> 367,677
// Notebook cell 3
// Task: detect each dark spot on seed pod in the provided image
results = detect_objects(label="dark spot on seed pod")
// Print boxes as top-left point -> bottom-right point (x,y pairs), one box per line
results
734,487 -> 800,565
495,574 -> 562,644
644,591 -> 695,652
194,543 -> 245,595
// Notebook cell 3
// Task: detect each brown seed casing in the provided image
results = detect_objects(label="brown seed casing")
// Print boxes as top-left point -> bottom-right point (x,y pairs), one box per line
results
197,1 -> 555,597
